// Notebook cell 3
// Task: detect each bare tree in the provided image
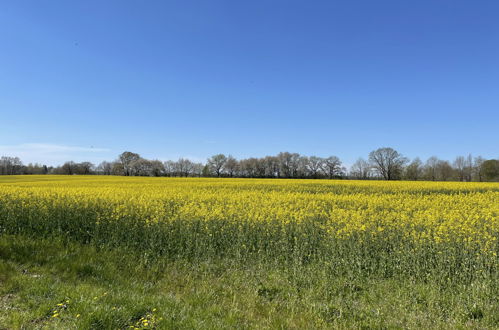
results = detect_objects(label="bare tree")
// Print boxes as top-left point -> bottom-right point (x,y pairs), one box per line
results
423,156 -> 439,181
207,154 -> 227,177
290,153 -> 303,178
464,154 -> 473,182
277,152 -> 301,178
24,163 -> 48,175
175,158 -> 195,177
255,158 -> 267,177
240,158 -> 256,177
453,156 -> 466,181
350,158 -> 372,179
0,156 -> 23,175
436,160 -> 453,181
53,161 -> 93,175
130,158 -> 153,176
224,155 -> 239,177
78,162 -> 94,175
369,147 -> 407,180
323,156 -> 343,179
277,152 -> 293,178
239,157 -> 267,177
60,161 -> 76,175
191,163 -> 204,177
150,160 -> 165,177
263,156 -> 279,178
111,162 -> 125,176
305,156 -> 324,178
5,149 -> 494,182
163,160 -> 176,177
119,151 -> 141,176
97,161 -> 113,175
473,156 -> 485,182
404,158 -> 423,181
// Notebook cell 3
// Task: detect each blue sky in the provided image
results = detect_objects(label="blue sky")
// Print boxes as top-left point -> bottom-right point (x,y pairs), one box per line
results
1,0 -> 498,166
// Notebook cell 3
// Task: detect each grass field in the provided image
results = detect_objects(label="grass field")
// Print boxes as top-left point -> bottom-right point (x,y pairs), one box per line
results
1,176 -> 498,328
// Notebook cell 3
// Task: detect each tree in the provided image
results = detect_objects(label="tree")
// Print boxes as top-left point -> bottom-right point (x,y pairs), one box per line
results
473,156 -> 485,182
201,164 -> 211,177
289,153 -> 302,178
368,147 -> 407,180
350,158 -> 371,179
404,158 -> 423,181
60,161 -> 76,175
423,156 -> 439,181
119,151 -> 141,176
436,160 -> 453,181
464,154 -> 473,182
111,162 -> 125,176
263,156 -> 279,178
192,163 -> 204,177
453,156 -> 466,181
277,152 -> 293,178
24,163 -> 48,175
323,156 -> 343,179
0,156 -> 23,175
149,160 -> 165,177
130,158 -> 153,176
482,159 -> 499,181
2,149 -> 495,182
207,154 -> 227,177
175,158 -> 195,177
224,156 -> 239,177
239,158 -> 257,177
305,156 -> 324,178
77,162 -> 94,175
163,160 -> 176,177
277,152 -> 301,178
255,158 -> 267,177
97,161 -> 113,175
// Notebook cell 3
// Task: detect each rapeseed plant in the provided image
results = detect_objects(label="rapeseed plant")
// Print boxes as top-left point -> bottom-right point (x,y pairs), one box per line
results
0,175 -> 497,279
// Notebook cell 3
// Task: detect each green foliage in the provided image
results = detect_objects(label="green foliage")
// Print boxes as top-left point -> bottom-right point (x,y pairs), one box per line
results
1,236 -> 498,329
482,159 -> 499,181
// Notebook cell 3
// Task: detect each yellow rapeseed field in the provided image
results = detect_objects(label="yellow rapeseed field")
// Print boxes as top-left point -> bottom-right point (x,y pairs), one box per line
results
1,175 -> 498,271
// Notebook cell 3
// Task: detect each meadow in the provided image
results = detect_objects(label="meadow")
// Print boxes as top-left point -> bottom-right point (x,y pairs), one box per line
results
1,175 -> 498,328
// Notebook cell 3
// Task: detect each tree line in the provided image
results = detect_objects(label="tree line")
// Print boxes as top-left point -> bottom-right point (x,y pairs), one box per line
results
1,147 -> 498,181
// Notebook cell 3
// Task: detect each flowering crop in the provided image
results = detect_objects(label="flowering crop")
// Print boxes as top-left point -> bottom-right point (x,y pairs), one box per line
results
1,176 -> 498,279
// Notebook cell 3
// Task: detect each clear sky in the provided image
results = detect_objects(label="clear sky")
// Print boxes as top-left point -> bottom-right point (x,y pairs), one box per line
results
1,0 -> 498,166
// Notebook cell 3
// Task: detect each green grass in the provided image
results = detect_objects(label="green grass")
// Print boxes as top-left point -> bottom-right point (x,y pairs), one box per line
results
1,235 -> 498,329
